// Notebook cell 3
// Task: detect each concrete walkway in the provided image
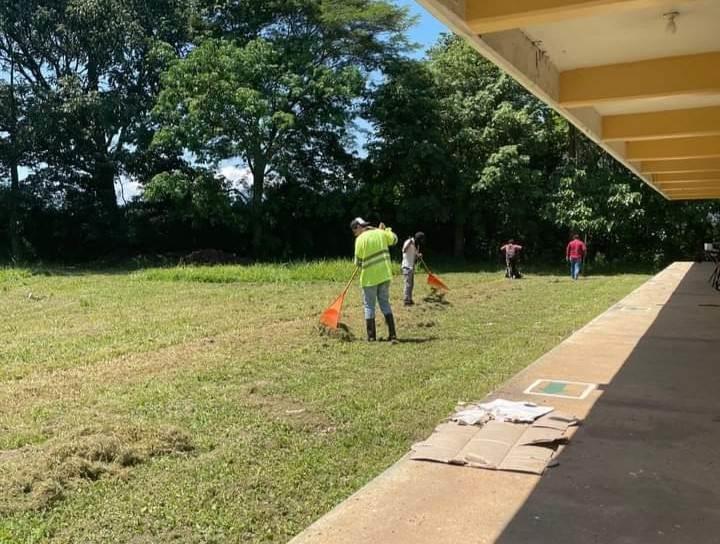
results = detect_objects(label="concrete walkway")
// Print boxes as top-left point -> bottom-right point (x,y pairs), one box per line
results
290,262 -> 720,544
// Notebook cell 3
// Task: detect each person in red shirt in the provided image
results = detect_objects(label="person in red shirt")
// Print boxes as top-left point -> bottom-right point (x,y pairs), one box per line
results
566,234 -> 587,280
500,239 -> 523,279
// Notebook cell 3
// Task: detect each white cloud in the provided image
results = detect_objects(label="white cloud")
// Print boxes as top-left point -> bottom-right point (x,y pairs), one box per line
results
219,164 -> 252,183
115,176 -> 142,205
111,160 -> 254,205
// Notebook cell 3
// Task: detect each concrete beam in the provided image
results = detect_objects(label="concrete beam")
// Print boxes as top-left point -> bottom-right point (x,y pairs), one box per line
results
664,187 -> 720,193
627,136 -> 720,161
642,158 -> 720,174
667,194 -> 720,200
653,172 -> 720,183
481,30 -> 561,100
656,182 -> 720,192
665,191 -> 720,199
603,107 -> 720,142
560,52 -> 720,107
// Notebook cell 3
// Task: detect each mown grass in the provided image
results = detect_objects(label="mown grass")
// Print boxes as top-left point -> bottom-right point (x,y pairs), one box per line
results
0,263 -> 650,543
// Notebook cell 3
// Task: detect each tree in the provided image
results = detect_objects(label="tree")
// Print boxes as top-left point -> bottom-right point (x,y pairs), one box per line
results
153,0 -> 412,256
0,0 -> 196,224
367,36 -> 559,256
0,49 -> 30,261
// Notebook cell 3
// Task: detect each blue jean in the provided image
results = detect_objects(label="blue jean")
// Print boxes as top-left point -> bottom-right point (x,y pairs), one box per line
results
570,259 -> 582,280
362,281 -> 392,319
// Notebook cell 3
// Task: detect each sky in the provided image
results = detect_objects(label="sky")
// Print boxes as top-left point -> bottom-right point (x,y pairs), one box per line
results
397,0 -> 447,55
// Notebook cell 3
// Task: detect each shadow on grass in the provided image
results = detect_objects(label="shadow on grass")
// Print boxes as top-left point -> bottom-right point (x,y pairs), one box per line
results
316,323 -> 356,342
422,292 -> 452,306
521,262 -> 659,277
395,337 -> 438,344
406,255 -> 660,277
24,267 -> 140,278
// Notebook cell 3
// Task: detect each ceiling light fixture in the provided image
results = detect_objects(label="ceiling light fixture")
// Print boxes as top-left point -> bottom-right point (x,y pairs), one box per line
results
663,10 -> 679,34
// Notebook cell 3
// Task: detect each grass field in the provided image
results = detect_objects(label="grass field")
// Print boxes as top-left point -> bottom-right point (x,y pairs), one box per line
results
0,262 -> 650,543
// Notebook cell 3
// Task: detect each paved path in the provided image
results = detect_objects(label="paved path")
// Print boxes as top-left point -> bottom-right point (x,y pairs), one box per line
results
290,263 -> 720,544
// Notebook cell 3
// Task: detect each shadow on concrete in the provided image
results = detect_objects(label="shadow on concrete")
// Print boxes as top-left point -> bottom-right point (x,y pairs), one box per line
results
496,263 -> 720,543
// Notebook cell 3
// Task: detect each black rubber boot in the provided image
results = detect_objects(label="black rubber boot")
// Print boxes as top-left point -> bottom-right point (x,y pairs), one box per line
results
384,313 -> 398,344
366,318 -> 376,342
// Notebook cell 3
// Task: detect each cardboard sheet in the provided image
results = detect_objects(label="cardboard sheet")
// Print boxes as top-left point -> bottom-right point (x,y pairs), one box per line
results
411,412 -> 578,475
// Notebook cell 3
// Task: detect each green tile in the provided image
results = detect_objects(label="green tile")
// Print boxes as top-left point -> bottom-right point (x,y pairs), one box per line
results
541,381 -> 567,394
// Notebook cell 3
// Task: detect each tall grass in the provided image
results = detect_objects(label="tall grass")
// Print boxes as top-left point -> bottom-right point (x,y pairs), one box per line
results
0,268 -> 32,284
134,260 -> 403,284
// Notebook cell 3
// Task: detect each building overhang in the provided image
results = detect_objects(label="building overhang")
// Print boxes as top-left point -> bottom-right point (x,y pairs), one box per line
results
415,0 -> 720,201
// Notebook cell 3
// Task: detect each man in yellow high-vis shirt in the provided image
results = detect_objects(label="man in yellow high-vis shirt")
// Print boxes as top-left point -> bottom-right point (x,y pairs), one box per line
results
350,217 -> 398,343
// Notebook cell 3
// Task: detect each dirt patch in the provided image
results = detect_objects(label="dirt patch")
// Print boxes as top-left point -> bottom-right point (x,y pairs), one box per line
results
0,448 -> 23,463
315,322 -> 355,342
416,321 -> 437,328
243,381 -> 335,434
128,529 -> 212,544
0,424 -> 194,515
423,290 -> 450,306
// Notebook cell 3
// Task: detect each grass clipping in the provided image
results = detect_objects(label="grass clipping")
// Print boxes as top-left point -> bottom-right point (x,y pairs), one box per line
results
0,424 -> 194,515
316,322 -> 355,342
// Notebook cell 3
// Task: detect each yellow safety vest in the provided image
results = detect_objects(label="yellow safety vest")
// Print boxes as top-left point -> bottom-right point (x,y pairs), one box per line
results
354,228 -> 398,287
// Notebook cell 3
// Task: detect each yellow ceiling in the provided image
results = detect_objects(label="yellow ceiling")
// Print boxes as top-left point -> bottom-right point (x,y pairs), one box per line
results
416,0 -> 720,200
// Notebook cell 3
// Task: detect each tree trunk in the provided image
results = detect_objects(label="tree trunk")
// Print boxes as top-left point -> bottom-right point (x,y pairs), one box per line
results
453,219 -> 465,258
8,158 -> 21,262
8,55 -> 21,261
569,124 -> 578,164
250,157 -> 266,257
93,157 -> 119,213
87,58 -> 118,215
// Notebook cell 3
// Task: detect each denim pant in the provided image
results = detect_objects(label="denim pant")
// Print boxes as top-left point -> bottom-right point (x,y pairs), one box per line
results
570,258 -> 582,280
362,281 -> 392,319
402,267 -> 414,303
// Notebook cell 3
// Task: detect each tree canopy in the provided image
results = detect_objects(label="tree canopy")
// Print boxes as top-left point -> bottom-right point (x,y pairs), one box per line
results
0,3 -> 717,264
153,0 -> 412,254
